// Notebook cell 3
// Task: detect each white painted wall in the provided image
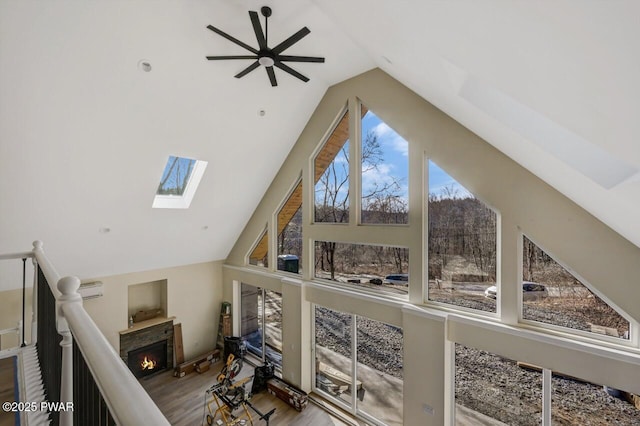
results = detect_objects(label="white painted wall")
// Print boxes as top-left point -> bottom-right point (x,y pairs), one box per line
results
223,69 -> 640,425
83,260 -> 223,360
0,287 -> 33,349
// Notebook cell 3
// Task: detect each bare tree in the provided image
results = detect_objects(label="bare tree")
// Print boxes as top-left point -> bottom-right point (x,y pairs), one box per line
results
315,131 -> 404,280
157,157 -> 194,195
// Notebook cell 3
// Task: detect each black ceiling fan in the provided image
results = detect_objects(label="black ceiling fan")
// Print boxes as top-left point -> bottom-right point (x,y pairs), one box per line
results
206,6 -> 324,87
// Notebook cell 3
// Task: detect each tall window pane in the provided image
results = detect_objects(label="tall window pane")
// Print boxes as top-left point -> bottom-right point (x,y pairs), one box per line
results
356,317 -> 403,425
240,284 -> 283,369
428,160 -> 497,313
360,106 -> 408,225
264,290 -> 282,368
315,306 -> 353,407
241,283 -> 263,359
315,109 -> 350,223
455,344 -> 542,425
277,181 -> 302,274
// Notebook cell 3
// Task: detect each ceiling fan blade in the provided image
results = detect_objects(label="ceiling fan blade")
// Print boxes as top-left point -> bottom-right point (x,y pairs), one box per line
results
206,55 -> 258,60
278,55 -> 325,63
235,61 -> 260,78
266,66 -> 278,87
272,27 -> 311,54
207,25 -> 258,54
274,61 -> 309,82
249,11 -> 267,50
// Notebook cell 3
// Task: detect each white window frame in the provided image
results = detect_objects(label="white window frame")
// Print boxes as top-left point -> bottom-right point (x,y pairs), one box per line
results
152,159 -> 207,209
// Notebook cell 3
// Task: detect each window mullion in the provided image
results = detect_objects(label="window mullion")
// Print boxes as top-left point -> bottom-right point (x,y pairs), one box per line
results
542,368 -> 551,425
351,313 -> 357,414
261,288 -> 266,362
348,97 -> 360,226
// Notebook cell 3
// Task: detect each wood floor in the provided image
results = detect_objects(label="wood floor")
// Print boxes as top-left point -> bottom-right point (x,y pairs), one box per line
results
141,360 -> 358,426
0,356 -> 17,426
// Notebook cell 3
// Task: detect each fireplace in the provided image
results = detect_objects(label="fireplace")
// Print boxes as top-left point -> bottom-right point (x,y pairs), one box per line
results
120,318 -> 174,380
127,340 -> 167,379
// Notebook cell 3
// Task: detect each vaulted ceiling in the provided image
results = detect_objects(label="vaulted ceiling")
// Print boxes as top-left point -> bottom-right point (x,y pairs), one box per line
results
1,1 -> 638,288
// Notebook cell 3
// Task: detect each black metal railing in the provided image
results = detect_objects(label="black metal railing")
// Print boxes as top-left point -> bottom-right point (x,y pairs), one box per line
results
72,340 -> 116,426
37,265 -> 62,426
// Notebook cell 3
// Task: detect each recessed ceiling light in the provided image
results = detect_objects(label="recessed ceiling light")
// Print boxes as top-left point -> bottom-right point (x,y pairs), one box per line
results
138,60 -> 152,72
258,109 -> 266,117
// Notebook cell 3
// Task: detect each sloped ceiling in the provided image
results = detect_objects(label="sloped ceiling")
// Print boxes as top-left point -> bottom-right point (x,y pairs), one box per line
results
1,1 -> 639,289
313,0 -> 640,245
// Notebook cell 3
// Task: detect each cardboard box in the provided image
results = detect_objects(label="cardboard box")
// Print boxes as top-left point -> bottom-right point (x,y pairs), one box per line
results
196,360 -> 210,373
174,349 -> 220,378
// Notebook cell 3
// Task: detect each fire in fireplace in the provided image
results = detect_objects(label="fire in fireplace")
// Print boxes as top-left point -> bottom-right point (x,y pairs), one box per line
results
127,340 -> 167,379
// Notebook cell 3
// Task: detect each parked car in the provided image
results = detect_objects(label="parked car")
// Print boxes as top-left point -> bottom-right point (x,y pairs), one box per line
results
484,285 -> 497,299
385,274 -> 409,285
484,282 -> 548,300
522,282 -> 548,300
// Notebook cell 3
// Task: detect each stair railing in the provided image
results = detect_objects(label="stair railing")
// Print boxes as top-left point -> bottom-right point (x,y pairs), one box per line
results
30,241 -> 170,426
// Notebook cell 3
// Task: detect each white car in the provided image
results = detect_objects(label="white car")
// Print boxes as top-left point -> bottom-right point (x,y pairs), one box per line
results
484,282 -> 548,300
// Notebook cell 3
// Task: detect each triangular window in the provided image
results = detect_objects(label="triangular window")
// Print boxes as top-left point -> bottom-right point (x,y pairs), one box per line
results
314,109 -> 350,223
249,227 -> 268,268
277,180 -> 302,274
522,236 -> 630,340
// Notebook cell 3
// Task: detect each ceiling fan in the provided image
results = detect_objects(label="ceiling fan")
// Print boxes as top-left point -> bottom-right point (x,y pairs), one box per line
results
206,6 -> 325,87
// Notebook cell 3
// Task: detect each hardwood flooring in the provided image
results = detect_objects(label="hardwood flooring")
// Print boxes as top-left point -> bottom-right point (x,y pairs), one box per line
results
141,360 -> 357,426
0,356 -> 17,426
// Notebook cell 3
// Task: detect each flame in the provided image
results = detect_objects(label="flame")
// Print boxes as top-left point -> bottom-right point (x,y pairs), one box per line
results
141,356 -> 157,370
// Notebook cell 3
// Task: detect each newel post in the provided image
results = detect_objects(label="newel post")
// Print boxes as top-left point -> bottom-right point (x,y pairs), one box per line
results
57,276 -> 82,426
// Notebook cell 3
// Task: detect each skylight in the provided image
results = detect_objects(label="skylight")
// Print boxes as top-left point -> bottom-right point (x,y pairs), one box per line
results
442,59 -> 638,189
152,156 -> 207,209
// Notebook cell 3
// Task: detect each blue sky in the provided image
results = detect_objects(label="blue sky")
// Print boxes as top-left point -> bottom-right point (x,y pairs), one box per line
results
363,110 -> 470,200
158,156 -> 196,194
315,110 -> 470,202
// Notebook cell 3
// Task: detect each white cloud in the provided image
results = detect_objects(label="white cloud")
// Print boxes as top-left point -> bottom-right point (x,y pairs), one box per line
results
373,122 -> 392,138
391,136 -> 408,157
373,122 -> 408,157
362,163 -> 403,197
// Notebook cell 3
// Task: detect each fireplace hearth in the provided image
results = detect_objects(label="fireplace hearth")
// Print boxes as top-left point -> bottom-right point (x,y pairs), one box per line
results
127,340 -> 167,379
120,317 -> 174,380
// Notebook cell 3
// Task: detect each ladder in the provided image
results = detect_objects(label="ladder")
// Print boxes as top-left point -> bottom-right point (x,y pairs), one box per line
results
216,302 -> 232,349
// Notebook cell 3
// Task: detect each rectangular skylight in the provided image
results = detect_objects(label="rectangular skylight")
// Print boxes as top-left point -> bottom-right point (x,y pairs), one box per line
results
458,75 -> 638,189
153,156 -> 207,209
441,58 -> 638,189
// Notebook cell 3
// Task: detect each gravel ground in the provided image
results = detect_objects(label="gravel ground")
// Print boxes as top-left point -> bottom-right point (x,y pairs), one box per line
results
314,306 -> 403,379
313,304 -> 639,425
264,280 -> 638,424
456,344 -> 640,425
